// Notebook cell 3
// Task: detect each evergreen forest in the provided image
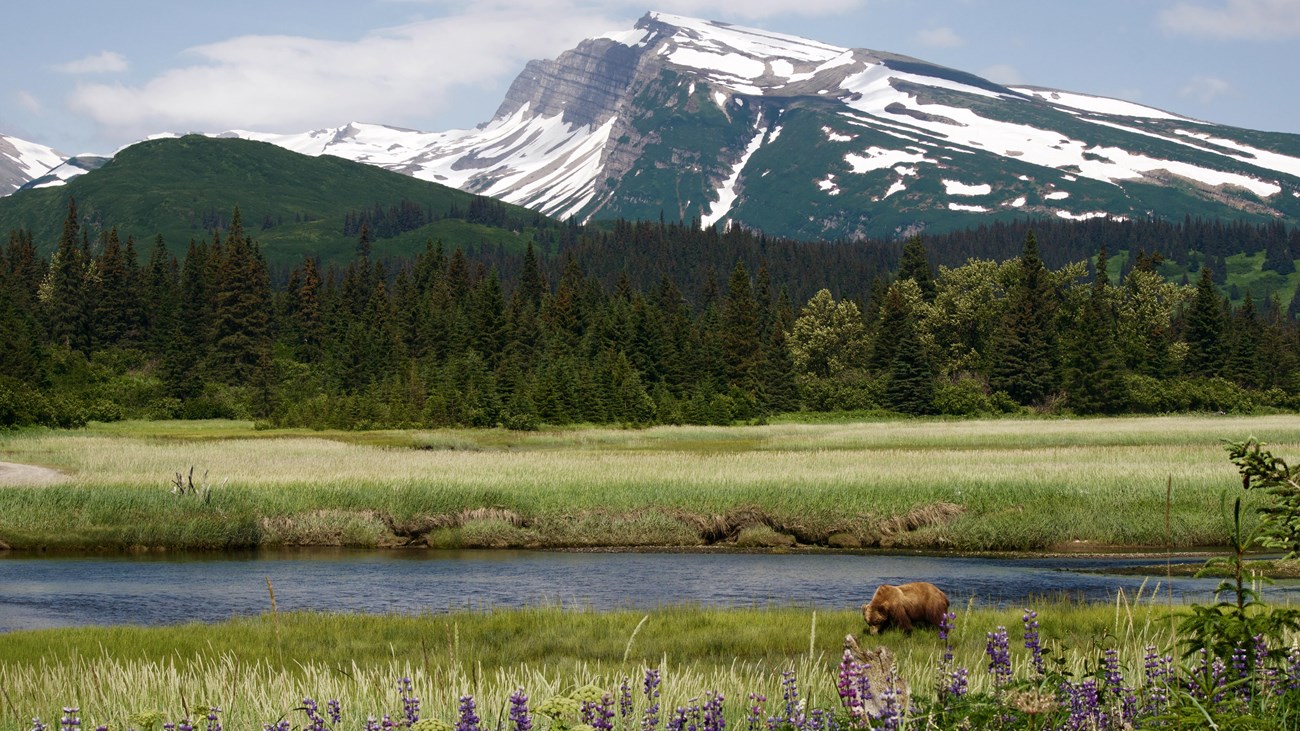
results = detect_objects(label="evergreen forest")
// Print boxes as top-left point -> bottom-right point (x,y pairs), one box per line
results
3,199 -> 1300,430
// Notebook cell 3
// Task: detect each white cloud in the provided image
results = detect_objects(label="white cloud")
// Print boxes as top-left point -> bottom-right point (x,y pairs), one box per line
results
65,1 -> 870,139
653,0 -> 864,19
980,64 -> 1024,86
16,90 -> 42,114
66,9 -> 617,138
915,26 -> 964,48
1160,0 -> 1300,39
55,51 -> 128,74
1179,74 -> 1233,103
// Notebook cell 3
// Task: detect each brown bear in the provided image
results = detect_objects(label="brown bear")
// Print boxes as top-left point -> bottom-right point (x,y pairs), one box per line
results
860,582 -> 949,634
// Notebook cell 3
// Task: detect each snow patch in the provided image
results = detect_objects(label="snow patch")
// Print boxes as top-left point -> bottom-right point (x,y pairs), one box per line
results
844,147 -> 935,173
1044,191 -> 1070,200
1009,196 -> 1027,207
948,202 -> 990,212
767,126 -> 783,143
823,126 -> 853,143
701,122 -> 767,227
817,174 -> 840,196
943,179 -> 992,196
714,91 -> 727,108
1056,210 -> 1111,221
1013,87 -> 1186,120
884,180 -> 907,198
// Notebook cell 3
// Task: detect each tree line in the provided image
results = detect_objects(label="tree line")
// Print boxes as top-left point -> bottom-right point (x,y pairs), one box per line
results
1,200 -> 1298,430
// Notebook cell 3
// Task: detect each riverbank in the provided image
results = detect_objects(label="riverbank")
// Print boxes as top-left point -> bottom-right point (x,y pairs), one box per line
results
0,415 -> 1296,552
0,601 -> 1178,731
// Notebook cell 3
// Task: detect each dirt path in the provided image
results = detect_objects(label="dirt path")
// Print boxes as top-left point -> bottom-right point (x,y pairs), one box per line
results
0,461 -> 67,486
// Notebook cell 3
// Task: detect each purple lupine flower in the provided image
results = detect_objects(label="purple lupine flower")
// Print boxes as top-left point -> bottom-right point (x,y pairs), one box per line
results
1103,648 -> 1124,698
587,695 -> 615,731
701,693 -> 724,731
399,678 -> 420,725
301,698 -> 326,731
1022,610 -> 1045,677
836,650 -> 861,711
177,719 -> 193,731
95,726 -> 107,731
59,708 -> 80,731
666,706 -> 688,731
509,690 -> 532,731
381,715 -> 396,731
804,708 -> 827,731
620,678 -> 634,720
205,707 -> 223,731
164,723 -> 175,731
745,694 -> 766,731
457,695 -> 481,731
1212,657 -> 1229,704
985,627 -> 1012,687
946,667 -> 968,699
30,718 -> 47,731
1142,646 -> 1171,715
327,700 -> 341,727
780,670 -> 802,727
364,717 -> 382,731
876,670 -> 904,731
1062,679 -> 1104,731
260,722 -> 290,731
643,669 -> 662,731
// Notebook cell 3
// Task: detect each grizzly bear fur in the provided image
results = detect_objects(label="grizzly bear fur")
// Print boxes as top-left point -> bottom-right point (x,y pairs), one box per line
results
860,582 -> 949,634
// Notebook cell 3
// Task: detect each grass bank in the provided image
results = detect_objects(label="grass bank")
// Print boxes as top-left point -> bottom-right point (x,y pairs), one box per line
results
1,415 -> 1297,552
0,598 -> 1197,731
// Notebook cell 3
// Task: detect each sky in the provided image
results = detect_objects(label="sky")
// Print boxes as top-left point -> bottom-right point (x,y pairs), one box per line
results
3,0 -> 1299,156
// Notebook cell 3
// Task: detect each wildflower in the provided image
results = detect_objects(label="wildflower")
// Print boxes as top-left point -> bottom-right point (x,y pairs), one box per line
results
327,700 -> 341,727
984,627 -> 1012,688
1103,648 -> 1124,699
301,698 -> 326,731
510,690 -> 533,731
619,678 -> 634,720
583,695 -> 615,731
1022,609 -> 1045,677
701,692 -> 724,731
946,667 -> 968,699
399,678 -> 420,725
205,707 -> 223,731
457,695 -> 481,731
780,670 -> 802,727
939,611 -> 956,668
745,693 -> 766,731
1062,678 -> 1103,731
59,708 -> 80,731
666,706 -> 688,731
365,718 -> 383,731
30,719 -> 47,731
643,668 -> 662,731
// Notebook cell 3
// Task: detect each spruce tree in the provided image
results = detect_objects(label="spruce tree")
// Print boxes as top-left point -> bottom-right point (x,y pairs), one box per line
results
208,208 -> 273,384
42,198 -> 87,351
720,260 -> 763,394
1065,247 -> 1127,414
988,231 -> 1058,405
882,284 -> 934,415
1183,267 -> 1225,378
897,236 -> 936,300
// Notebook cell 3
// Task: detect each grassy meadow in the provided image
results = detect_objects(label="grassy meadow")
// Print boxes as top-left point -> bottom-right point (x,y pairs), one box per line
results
0,597 -> 1196,731
2,414 -> 1300,551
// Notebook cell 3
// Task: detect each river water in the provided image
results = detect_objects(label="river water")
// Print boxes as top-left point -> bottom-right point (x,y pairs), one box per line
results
1,549 -> 1293,633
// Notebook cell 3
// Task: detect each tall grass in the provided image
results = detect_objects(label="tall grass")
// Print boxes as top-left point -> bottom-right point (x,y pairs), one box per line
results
0,599 -> 1201,731
2,415 -> 1298,550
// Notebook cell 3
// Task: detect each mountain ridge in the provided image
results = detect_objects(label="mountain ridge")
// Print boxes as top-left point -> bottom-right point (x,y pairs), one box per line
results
5,11 -> 1300,240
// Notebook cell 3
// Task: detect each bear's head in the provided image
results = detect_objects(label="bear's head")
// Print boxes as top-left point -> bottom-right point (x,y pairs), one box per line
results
861,601 -> 887,635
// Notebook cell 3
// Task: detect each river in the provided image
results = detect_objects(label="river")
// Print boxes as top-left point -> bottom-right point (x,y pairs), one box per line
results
1,548 -> 1291,632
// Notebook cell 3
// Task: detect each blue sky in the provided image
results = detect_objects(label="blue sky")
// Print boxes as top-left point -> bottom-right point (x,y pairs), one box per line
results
4,0 -> 1298,154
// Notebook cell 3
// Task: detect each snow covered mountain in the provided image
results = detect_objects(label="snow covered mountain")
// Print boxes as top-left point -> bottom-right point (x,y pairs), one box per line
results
0,134 -> 63,197
13,12 -> 1300,239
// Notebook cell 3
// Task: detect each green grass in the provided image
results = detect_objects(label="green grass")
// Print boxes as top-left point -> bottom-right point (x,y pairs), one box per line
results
2,415 -> 1298,551
0,598 -> 1212,731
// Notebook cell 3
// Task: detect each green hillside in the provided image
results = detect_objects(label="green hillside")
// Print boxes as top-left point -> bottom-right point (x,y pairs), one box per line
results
0,135 -> 551,266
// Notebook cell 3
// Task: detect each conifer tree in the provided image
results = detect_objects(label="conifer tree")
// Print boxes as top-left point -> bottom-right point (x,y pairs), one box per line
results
882,283 -> 934,415
1225,293 -> 1263,389
1065,247 -> 1127,414
208,208 -> 273,384
897,236 -> 936,300
989,231 -> 1058,405
1183,267 -> 1226,378
42,198 -> 87,351
721,260 -> 763,394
